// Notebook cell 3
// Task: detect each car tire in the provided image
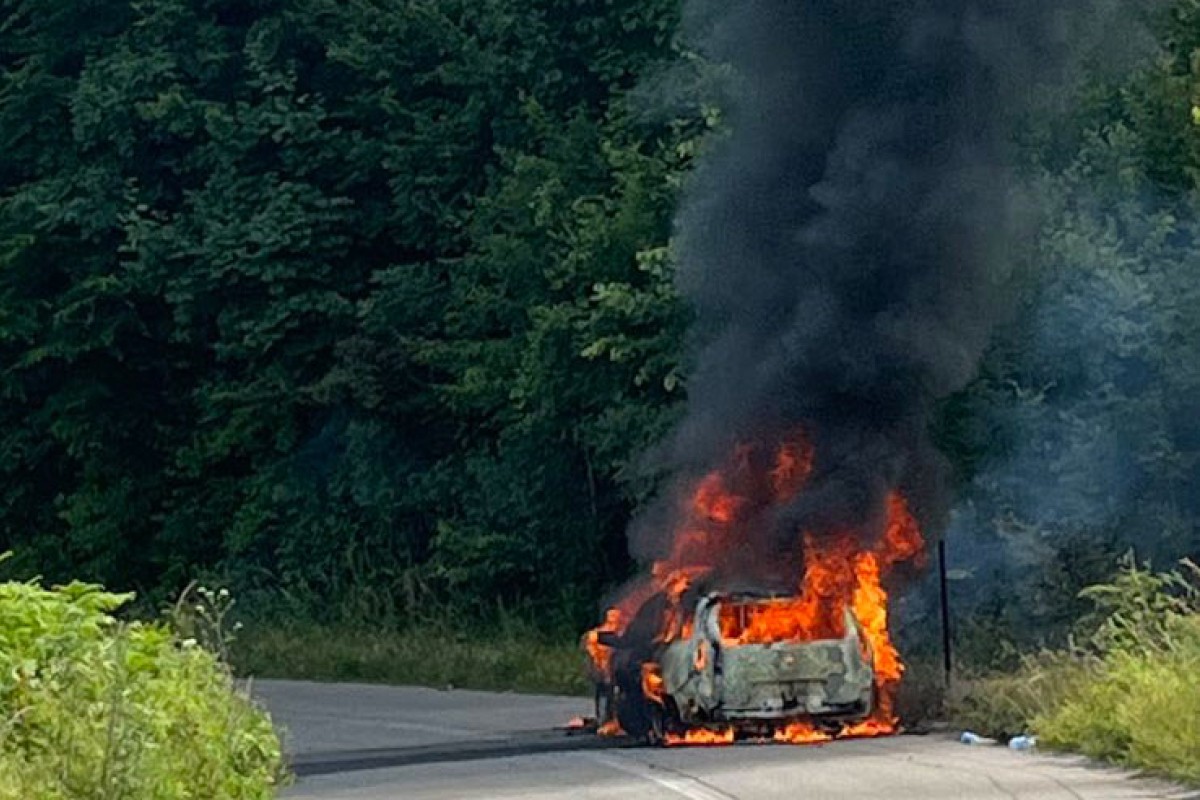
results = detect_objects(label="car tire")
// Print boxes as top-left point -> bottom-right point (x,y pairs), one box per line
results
595,683 -> 615,724
646,702 -> 666,746
614,684 -> 652,741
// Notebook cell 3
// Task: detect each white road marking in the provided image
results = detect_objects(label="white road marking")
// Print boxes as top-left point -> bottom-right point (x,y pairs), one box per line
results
588,753 -> 735,800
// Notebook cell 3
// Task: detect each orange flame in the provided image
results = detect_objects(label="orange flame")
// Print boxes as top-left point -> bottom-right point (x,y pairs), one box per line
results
665,727 -> 735,747
584,607 -> 622,683
774,722 -> 833,745
852,493 -> 926,728
641,662 -> 665,705
771,437 -> 815,499
841,717 -> 896,739
598,719 -> 624,737
694,473 -> 741,524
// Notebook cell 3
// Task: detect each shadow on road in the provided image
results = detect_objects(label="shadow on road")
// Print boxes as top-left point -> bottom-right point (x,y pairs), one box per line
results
290,732 -> 635,777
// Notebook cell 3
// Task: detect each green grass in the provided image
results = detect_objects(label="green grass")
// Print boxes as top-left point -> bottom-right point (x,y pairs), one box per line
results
949,653 -> 1094,739
950,559 -> 1200,785
234,620 -> 592,696
0,570 -> 285,800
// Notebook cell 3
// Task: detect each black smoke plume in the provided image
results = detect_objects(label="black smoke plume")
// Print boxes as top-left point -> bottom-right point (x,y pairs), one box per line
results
631,0 -> 1143,570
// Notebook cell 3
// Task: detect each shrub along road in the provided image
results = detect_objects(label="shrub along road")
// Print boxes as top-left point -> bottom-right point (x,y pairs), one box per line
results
255,681 -> 1191,800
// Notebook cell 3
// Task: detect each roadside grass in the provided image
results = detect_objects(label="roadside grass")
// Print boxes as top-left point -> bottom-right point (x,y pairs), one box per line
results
0,563 -> 285,799
233,619 -> 591,697
950,558 -> 1200,785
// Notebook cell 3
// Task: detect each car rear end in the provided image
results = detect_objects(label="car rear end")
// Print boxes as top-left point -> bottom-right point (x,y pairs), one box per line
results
718,632 -> 874,723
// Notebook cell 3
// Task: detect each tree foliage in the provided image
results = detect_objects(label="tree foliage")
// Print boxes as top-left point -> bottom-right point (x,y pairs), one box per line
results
0,0 -> 694,625
941,2 -> 1200,646
2,0 -> 1200,639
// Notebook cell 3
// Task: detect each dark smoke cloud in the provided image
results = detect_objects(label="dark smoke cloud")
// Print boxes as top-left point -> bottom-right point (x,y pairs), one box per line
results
632,0 -> 1146,566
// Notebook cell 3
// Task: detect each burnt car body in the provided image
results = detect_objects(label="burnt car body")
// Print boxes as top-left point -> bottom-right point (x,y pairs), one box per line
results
597,592 -> 875,742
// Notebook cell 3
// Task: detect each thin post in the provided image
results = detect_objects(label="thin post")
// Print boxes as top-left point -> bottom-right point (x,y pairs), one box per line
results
938,538 -> 953,689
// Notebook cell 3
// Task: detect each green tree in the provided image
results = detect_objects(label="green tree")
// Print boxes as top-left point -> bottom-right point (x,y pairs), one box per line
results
0,0 -> 694,626
942,0 -> 1200,646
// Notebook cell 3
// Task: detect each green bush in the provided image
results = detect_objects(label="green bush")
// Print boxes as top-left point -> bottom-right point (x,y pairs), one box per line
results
0,569 -> 285,799
951,558 -> 1200,784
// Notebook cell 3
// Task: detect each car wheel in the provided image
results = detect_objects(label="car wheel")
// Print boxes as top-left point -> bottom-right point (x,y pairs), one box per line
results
595,683 -> 615,724
647,702 -> 666,746
615,684 -> 654,742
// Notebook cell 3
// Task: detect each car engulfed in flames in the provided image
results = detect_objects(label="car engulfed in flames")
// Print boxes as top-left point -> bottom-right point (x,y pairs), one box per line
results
649,595 -> 872,738
582,432 -> 926,746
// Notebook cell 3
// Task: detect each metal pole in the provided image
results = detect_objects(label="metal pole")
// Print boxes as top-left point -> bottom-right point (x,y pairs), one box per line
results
938,539 -> 953,690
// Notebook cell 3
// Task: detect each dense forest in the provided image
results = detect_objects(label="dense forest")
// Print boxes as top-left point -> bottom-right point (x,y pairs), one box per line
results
3,0 -> 1200,649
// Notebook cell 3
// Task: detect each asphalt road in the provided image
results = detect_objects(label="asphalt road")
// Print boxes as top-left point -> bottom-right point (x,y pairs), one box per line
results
254,680 -> 1193,800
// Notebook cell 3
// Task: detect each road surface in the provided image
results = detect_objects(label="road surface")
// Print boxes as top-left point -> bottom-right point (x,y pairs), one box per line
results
254,680 -> 1192,800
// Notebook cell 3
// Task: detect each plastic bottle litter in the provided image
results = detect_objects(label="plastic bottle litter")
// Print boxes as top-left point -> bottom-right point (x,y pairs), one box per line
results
959,731 -> 997,746
1008,735 -> 1037,751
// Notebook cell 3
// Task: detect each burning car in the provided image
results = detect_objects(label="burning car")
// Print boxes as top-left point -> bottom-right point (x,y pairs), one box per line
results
591,592 -> 874,744
582,433 -> 927,746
